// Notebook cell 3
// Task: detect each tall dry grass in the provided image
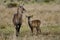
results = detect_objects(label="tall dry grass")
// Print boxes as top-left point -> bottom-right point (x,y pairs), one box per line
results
0,3 -> 60,40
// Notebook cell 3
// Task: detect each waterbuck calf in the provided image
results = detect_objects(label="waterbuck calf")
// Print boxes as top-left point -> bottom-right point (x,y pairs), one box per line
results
13,5 -> 26,36
26,15 -> 41,35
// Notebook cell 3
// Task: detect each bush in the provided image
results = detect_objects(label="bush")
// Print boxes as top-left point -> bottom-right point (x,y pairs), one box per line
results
44,0 -> 54,3
7,2 -> 18,8
0,25 -> 6,29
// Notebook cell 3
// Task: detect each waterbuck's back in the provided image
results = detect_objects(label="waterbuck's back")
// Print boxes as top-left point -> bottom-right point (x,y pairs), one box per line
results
31,20 -> 41,27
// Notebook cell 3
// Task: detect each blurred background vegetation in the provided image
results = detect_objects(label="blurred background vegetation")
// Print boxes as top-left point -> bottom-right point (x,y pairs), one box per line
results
0,0 -> 60,8
0,0 -> 60,4
0,0 -> 60,3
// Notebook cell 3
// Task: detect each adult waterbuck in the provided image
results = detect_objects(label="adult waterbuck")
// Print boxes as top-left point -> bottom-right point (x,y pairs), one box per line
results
13,5 -> 26,36
26,15 -> 41,35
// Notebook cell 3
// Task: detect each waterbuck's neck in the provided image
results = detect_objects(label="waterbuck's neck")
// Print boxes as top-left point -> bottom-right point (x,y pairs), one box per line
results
17,7 -> 23,14
17,11 -> 22,15
16,9 -> 23,18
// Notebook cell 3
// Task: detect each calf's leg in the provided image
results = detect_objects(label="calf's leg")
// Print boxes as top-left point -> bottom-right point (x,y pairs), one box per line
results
30,27 -> 34,35
36,27 -> 41,35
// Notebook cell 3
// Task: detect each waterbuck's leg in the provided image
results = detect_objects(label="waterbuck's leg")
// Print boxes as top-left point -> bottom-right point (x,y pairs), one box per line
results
36,27 -> 41,35
18,24 -> 21,33
15,24 -> 21,37
15,25 -> 19,36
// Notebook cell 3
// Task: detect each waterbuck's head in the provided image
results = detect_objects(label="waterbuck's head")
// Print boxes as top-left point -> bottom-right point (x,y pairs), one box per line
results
17,4 -> 26,14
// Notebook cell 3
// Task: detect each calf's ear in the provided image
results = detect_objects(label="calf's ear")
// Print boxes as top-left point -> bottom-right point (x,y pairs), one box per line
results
26,15 -> 28,17
30,15 -> 33,17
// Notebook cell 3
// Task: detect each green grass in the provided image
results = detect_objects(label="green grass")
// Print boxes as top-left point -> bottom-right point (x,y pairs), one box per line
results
0,24 -> 14,35
0,24 -> 60,36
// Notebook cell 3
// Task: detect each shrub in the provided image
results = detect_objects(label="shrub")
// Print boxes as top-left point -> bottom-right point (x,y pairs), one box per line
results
0,25 -> 6,29
44,0 -> 54,3
7,2 -> 18,8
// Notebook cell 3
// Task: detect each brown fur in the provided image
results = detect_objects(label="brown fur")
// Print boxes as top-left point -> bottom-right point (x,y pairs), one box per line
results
31,20 -> 41,27
26,15 -> 41,35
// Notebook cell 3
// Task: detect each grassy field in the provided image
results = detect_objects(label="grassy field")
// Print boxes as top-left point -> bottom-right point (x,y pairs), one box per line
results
0,3 -> 60,40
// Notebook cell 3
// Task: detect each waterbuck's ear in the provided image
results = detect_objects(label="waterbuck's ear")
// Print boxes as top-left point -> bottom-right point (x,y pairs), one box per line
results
23,8 -> 26,12
19,3 -> 24,6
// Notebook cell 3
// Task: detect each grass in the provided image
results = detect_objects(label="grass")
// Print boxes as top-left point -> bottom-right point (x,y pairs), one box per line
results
0,3 -> 60,40
41,25 -> 60,33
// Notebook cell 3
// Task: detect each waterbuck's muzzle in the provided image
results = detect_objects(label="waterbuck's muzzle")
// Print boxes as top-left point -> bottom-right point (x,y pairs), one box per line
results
19,6 -> 26,13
